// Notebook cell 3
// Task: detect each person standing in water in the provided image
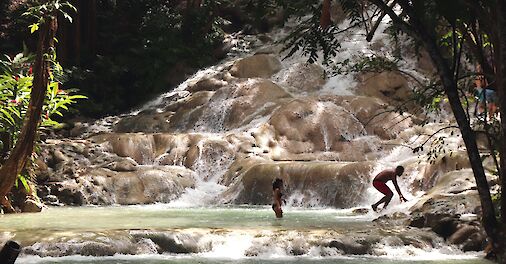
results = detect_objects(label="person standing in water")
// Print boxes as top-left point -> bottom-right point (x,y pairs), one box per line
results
272,178 -> 284,218
371,165 -> 407,212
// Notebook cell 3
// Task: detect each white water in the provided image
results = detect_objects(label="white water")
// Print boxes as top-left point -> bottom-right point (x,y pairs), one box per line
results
1,206 -> 490,263
6,8 -> 492,264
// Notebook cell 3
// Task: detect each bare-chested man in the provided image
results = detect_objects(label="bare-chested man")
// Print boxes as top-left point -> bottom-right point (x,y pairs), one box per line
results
371,166 -> 407,212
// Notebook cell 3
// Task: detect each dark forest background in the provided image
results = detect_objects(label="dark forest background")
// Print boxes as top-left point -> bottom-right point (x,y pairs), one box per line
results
0,0 -> 285,117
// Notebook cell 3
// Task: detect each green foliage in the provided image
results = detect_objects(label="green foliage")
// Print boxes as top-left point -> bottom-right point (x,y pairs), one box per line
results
338,0 -> 364,25
0,52 -> 86,152
280,4 -> 341,65
331,54 -> 399,74
23,0 -> 76,23
66,0 -> 226,116
411,80 -> 445,114
14,173 -> 31,192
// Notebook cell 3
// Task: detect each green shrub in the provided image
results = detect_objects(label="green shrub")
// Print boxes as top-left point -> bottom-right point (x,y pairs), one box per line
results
0,52 -> 85,154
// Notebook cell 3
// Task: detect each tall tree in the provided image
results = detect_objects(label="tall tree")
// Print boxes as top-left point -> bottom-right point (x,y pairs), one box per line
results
494,0 -> 506,226
0,0 -> 75,213
283,0 -> 506,261
362,0 -> 506,261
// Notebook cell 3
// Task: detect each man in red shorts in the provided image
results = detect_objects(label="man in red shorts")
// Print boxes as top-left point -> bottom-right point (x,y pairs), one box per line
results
371,165 -> 407,212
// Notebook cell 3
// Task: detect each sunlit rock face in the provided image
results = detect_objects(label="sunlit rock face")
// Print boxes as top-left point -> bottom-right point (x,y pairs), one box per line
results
412,170 -> 481,214
34,138 -> 198,205
355,71 -> 412,107
273,62 -> 326,94
114,91 -> 215,133
229,54 -> 282,78
187,75 -> 228,93
81,166 -> 196,205
267,98 -> 365,153
31,31 -> 489,218
222,161 -> 372,207
415,151 -> 471,192
191,78 -> 291,131
34,69 -> 421,208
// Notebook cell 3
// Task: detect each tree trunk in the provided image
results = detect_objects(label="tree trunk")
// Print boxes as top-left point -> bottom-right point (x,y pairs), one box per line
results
320,0 -> 332,29
86,0 -> 97,57
0,15 -> 58,211
494,0 -> 506,261
0,132 -> 11,162
403,2 -> 505,261
73,0 -> 81,64
369,0 -> 503,260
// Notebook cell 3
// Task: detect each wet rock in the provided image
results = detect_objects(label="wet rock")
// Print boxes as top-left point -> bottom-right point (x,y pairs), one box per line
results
408,214 -> 426,228
410,171 -> 483,224
229,54 -> 282,78
24,237 -> 142,257
328,239 -> 370,255
448,224 -> 480,245
319,95 -> 416,140
399,233 -> 436,249
106,158 -> 138,172
80,241 -> 118,256
380,236 -> 404,247
352,208 -> 369,215
220,156 -> 268,186
289,237 -> 309,256
53,149 -> 69,163
372,212 -> 410,226
92,133 -> 156,164
268,98 -> 365,153
131,232 -> 201,254
112,91 -> 215,133
134,238 -> 159,254
113,112 -> 175,133
187,77 -> 228,93
189,79 -> 290,130
42,194 -> 60,206
33,158 -> 50,182
21,198 -> 45,213
69,121 -> 89,137
224,161 -> 372,207
461,231 -> 487,252
53,185 -> 86,206
431,216 -> 459,239
273,63 -> 326,93
182,139 -> 236,173
82,166 -> 195,205
355,71 -> 413,108
415,151 -> 471,192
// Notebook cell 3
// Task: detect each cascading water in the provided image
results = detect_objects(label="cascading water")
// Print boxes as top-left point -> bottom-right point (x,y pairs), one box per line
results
168,135 -> 236,207
0,9 -> 494,264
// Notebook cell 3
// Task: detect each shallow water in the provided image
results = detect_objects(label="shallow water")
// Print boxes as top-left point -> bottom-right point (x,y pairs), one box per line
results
19,255 -> 492,264
0,206 -> 493,264
0,205 -> 372,233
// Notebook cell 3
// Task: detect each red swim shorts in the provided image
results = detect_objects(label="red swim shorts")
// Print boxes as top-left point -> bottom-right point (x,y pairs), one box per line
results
373,180 -> 393,196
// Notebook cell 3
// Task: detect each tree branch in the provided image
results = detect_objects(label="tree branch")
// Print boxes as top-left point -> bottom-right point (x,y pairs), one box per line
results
366,0 -> 398,41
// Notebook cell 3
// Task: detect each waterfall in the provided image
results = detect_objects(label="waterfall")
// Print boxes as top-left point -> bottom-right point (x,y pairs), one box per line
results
168,135 -> 235,207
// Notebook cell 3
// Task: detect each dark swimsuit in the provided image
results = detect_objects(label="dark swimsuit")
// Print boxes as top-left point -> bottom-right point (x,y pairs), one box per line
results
373,180 -> 393,196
